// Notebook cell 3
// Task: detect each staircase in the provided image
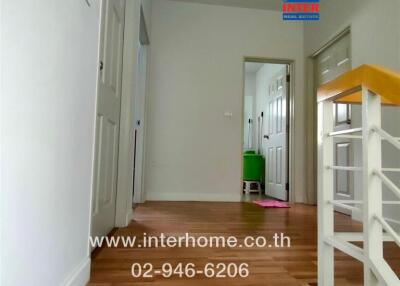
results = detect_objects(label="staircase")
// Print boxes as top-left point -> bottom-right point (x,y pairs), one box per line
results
318,65 -> 400,286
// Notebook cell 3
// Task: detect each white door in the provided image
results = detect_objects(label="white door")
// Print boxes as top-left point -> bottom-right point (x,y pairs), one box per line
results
265,66 -> 288,201
92,0 -> 126,239
315,33 -> 353,214
133,44 -> 147,203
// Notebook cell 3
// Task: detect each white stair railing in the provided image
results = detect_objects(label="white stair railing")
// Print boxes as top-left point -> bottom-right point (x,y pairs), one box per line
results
372,125 -> 400,150
374,170 -> 400,200
375,215 -> 400,247
318,87 -> 400,286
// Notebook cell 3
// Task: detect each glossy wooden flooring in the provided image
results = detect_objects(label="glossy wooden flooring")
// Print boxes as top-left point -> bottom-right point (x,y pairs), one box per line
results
88,202 -> 400,285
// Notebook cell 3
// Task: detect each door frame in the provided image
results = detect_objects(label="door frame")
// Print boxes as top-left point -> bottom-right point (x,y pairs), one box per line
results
115,1 -> 151,226
241,57 -> 295,202
305,27 -> 351,205
133,6 -> 151,204
132,43 -> 149,204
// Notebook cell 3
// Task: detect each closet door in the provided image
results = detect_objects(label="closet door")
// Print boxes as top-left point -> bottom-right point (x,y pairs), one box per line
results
315,33 -> 353,215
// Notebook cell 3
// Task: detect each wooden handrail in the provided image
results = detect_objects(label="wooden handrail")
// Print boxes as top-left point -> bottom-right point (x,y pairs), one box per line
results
317,64 -> 400,106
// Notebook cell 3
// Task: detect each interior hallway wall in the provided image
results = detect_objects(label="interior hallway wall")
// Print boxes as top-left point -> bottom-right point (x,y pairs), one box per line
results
1,1 -> 101,285
146,0 -> 305,202
304,0 -> 400,227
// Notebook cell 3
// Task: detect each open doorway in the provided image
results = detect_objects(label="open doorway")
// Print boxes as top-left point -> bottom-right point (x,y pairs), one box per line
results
242,60 -> 291,202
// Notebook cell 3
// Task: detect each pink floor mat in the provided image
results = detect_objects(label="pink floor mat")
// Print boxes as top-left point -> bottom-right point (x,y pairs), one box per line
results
253,200 -> 290,208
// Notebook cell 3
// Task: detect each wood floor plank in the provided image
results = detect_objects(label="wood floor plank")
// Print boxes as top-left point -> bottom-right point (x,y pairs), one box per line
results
88,202 -> 400,285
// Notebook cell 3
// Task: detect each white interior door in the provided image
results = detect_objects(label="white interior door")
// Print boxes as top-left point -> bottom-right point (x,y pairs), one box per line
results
265,66 -> 288,201
133,44 -> 147,203
92,0 -> 126,239
315,33 -> 353,214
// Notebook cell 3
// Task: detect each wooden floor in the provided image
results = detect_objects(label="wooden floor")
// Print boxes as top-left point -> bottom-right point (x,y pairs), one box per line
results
88,202 -> 400,285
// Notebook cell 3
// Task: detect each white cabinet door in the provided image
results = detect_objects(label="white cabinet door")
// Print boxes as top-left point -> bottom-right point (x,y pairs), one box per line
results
315,33 -> 353,214
92,0 -> 126,239
265,66 -> 288,201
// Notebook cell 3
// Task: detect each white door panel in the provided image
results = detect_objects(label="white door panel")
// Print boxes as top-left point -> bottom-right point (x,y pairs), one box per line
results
315,33 -> 353,214
92,0 -> 126,240
268,147 -> 274,184
133,44 -> 148,203
335,142 -> 351,196
265,67 -> 288,201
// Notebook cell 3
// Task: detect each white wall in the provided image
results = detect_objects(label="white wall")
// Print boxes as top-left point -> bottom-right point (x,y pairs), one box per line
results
146,0 -> 305,202
1,1 -> 101,285
304,0 -> 400,226
243,72 -> 256,150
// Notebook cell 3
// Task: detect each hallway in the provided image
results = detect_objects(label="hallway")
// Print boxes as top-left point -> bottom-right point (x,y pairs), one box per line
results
88,202 -> 400,285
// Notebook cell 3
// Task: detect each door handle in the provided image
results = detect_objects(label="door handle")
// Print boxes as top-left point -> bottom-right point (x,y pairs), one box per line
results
263,135 -> 270,140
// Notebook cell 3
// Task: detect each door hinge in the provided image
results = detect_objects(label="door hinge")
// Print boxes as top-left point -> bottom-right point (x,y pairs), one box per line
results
286,182 -> 289,191
286,74 -> 290,82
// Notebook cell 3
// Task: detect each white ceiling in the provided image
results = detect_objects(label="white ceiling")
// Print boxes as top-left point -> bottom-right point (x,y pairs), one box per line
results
245,62 -> 264,74
169,0 -> 282,11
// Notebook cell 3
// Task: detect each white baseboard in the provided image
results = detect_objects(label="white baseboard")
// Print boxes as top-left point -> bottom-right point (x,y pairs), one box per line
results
62,257 -> 91,286
146,192 -> 242,202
